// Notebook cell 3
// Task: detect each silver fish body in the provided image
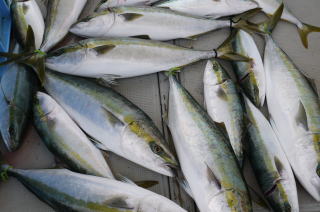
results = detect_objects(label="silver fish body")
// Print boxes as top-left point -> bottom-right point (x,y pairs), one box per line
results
34,92 -> 114,179
45,37 -> 219,80
264,35 -> 320,201
231,30 -> 265,107
11,0 -> 45,49
96,0 -> 159,12
0,45 -> 37,152
243,95 -> 299,212
44,70 -> 177,177
203,60 -> 245,167
2,165 -> 186,212
168,76 -> 251,212
70,7 -> 230,41
40,0 -> 87,52
155,0 -> 258,19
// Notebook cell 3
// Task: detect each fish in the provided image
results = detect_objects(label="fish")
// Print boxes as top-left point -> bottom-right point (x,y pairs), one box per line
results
252,0 -> 320,48
44,37 -> 249,81
231,29 -> 265,107
96,0 -> 159,12
34,92 -> 114,179
70,6 -> 260,41
0,165 -> 187,212
203,60 -> 245,167
155,0 -> 258,19
240,4 -> 320,201
11,0 -> 45,49
0,44 -> 38,152
168,75 -> 252,212
40,0 -> 87,52
43,70 -> 177,177
243,95 -> 299,212
0,29 -> 250,82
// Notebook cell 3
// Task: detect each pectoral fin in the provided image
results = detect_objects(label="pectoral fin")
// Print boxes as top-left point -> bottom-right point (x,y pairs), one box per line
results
117,174 -> 158,188
105,197 -> 133,210
216,86 -> 228,101
97,74 -> 120,87
132,35 -> 151,40
274,156 -> 287,179
135,181 -> 158,188
93,45 -> 116,55
206,164 -> 222,190
120,13 -> 143,21
294,101 -> 308,131
215,121 -> 229,140
101,106 -> 124,128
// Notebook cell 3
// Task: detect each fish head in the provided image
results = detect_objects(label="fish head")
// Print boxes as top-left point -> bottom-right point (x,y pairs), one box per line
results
0,111 -> 21,152
122,117 -> 177,177
264,181 -> 299,212
46,46 -> 86,73
70,11 -> 115,37
203,60 -> 229,86
34,92 -> 57,120
0,69 -> 27,152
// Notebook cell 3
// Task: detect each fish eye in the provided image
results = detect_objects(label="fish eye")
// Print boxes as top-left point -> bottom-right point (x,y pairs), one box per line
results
212,63 -> 218,69
8,126 -> 15,135
151,143 -> 163,154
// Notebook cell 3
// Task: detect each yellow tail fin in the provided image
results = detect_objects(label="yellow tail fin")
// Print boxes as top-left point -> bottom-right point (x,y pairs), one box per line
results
299,23 -> 320,48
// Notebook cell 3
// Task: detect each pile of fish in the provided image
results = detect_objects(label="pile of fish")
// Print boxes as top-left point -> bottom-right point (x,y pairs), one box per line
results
0,0 -> 319,211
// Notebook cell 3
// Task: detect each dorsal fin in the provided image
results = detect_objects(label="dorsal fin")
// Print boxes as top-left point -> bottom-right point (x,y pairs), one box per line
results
206,163 -> 221,190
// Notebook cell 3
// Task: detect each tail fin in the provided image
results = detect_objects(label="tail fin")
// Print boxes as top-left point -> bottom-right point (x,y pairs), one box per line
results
298,23 -> 320,48
0,26 -> 46,83
216,30 -> 251,62
234,3 -> 284,35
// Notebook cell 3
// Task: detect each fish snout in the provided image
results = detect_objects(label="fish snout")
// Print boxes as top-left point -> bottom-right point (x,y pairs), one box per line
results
1,128 -> 19,152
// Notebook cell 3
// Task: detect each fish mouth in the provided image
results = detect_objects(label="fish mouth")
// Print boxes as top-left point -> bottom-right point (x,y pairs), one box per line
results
160,161 -> 179,177
161,165 -> 176,177
164,162 -> 179,169
1,132 -> 19,152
